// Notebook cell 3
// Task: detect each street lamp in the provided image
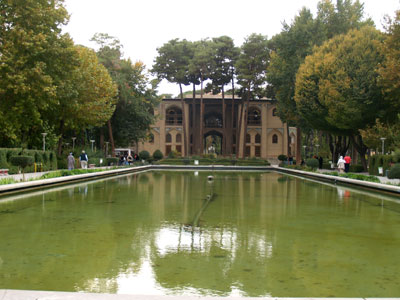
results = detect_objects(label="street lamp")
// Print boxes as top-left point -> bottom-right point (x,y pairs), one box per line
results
315,144 -> 320,156
380,137 -> 386,155
41,133 -> 47,151
105,142 -> 109,156
303,145 -> 307,158
90,140 -> 95,152
72,137 -> 76,151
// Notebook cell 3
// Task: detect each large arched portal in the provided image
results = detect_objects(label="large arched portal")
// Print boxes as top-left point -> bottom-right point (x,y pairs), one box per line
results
204,130 -> 223,155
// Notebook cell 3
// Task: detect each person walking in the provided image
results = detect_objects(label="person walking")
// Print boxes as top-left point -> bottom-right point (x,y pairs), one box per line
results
318,156 -> 323,169
79,150 -> 88,169
337,156 -> 346,173
67,152 -> 75,170
344,154 -> 351,173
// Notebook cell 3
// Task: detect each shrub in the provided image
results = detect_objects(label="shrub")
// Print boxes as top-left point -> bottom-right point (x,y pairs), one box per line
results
167,150 -> 178,158
388,163 -> 400,179
278,154 -> 287,162
202,153 -> 217,159
10,156 -> 34,170
139,150 -> 150,161
349,164 -> 364,173
305,158 -> 319,169
231,159 -> 237,165
392,150 -> 400,163
153,149 -> 163,161
106,157 -> 119,166
322,162 -> 334,170
182,158 -> 190,165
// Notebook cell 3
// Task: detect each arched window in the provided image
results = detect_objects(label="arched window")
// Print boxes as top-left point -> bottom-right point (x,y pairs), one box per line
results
255,133 -> 261,144
272,108 -> 277,116
248,107 -> 261,125
166,133 -> 172,143
246,134 -> 251,143
272,134 -> 278,144
166,107 -> 182,125
176,133 -> 182,143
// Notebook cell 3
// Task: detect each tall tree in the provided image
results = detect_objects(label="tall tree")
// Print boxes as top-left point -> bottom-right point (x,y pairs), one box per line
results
110,61 -> 159,147
378,10 -> 400,120
208,36 -> 239,154
51,45 -> 118,155
189,39 -> 214,154
92,33 -> 159,153
235,33 -> 269,158
152,39 -> 192,156
295,26 -> 387,170
267,0 -> 373,163
91,33 -> 123,155
0,0 -> 76,148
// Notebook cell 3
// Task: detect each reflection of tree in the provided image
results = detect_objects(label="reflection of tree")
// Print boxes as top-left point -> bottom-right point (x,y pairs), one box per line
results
0,172 -> 399,296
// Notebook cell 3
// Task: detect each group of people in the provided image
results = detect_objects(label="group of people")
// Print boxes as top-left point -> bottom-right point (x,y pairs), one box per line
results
67,150 -> 88,170
118,153 -> 139,166
67,150 -> 141,170
337,155 -> 351,173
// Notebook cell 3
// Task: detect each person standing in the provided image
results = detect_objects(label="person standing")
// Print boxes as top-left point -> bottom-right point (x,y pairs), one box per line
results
79,150 -> 88,169
318,156 -> 323,169
337,156 -> 346,173
344,154 -> 351,173
67,152 -> 75,170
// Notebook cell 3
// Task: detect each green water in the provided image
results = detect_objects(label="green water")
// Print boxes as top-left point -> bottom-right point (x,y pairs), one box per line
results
0,171 -> 399,297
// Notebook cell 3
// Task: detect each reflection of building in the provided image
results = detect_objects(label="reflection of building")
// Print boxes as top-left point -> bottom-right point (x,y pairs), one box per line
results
138,95 -> 296,158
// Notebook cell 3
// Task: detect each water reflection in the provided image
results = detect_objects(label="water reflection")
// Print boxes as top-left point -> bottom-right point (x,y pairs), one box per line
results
0,171 -> 399,297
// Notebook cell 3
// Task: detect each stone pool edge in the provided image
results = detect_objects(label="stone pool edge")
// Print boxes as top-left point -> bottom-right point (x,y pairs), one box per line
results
275,167 -> 400,195
0,166 -> 151,196
1,289 -> 395,300
0,164 -> 399,196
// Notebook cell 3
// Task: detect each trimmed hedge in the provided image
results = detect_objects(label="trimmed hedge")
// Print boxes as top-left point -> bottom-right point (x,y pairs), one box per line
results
369,155 -> 392,176
349,164 -> 364,173
388,163 -> 400,179
0,148 -> 57,174
153,149 -> 163,161
305,158 -> 319,169
10,156 -> 34,170
156,158 -> 271,166
106,157 -> 119,166
139,150 -> 150,161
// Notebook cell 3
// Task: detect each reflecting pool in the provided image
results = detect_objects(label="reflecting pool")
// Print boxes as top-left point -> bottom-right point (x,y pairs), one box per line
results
0,171 -> 399,297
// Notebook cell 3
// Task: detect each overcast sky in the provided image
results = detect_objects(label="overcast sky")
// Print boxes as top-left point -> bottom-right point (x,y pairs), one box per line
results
63,0 -> 400,96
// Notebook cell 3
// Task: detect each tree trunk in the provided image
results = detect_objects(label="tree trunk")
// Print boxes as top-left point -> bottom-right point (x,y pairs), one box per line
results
100,127 -> 104,153
296,127 -> 302,165
192,83 -> 196,155
179,83 -> 188,156
231,78 -> 235,156
286,125 -> 290,156
57,119 -> 65,156
200,76 -> 204,155
107,120 -> 115,157
350,134 -> 368,171
242,89 -> 251,158
236,95 -> 245,159
222,86 -> 226,156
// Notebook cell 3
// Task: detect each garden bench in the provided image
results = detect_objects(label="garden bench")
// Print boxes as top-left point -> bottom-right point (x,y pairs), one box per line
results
0,169 -> 9,176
